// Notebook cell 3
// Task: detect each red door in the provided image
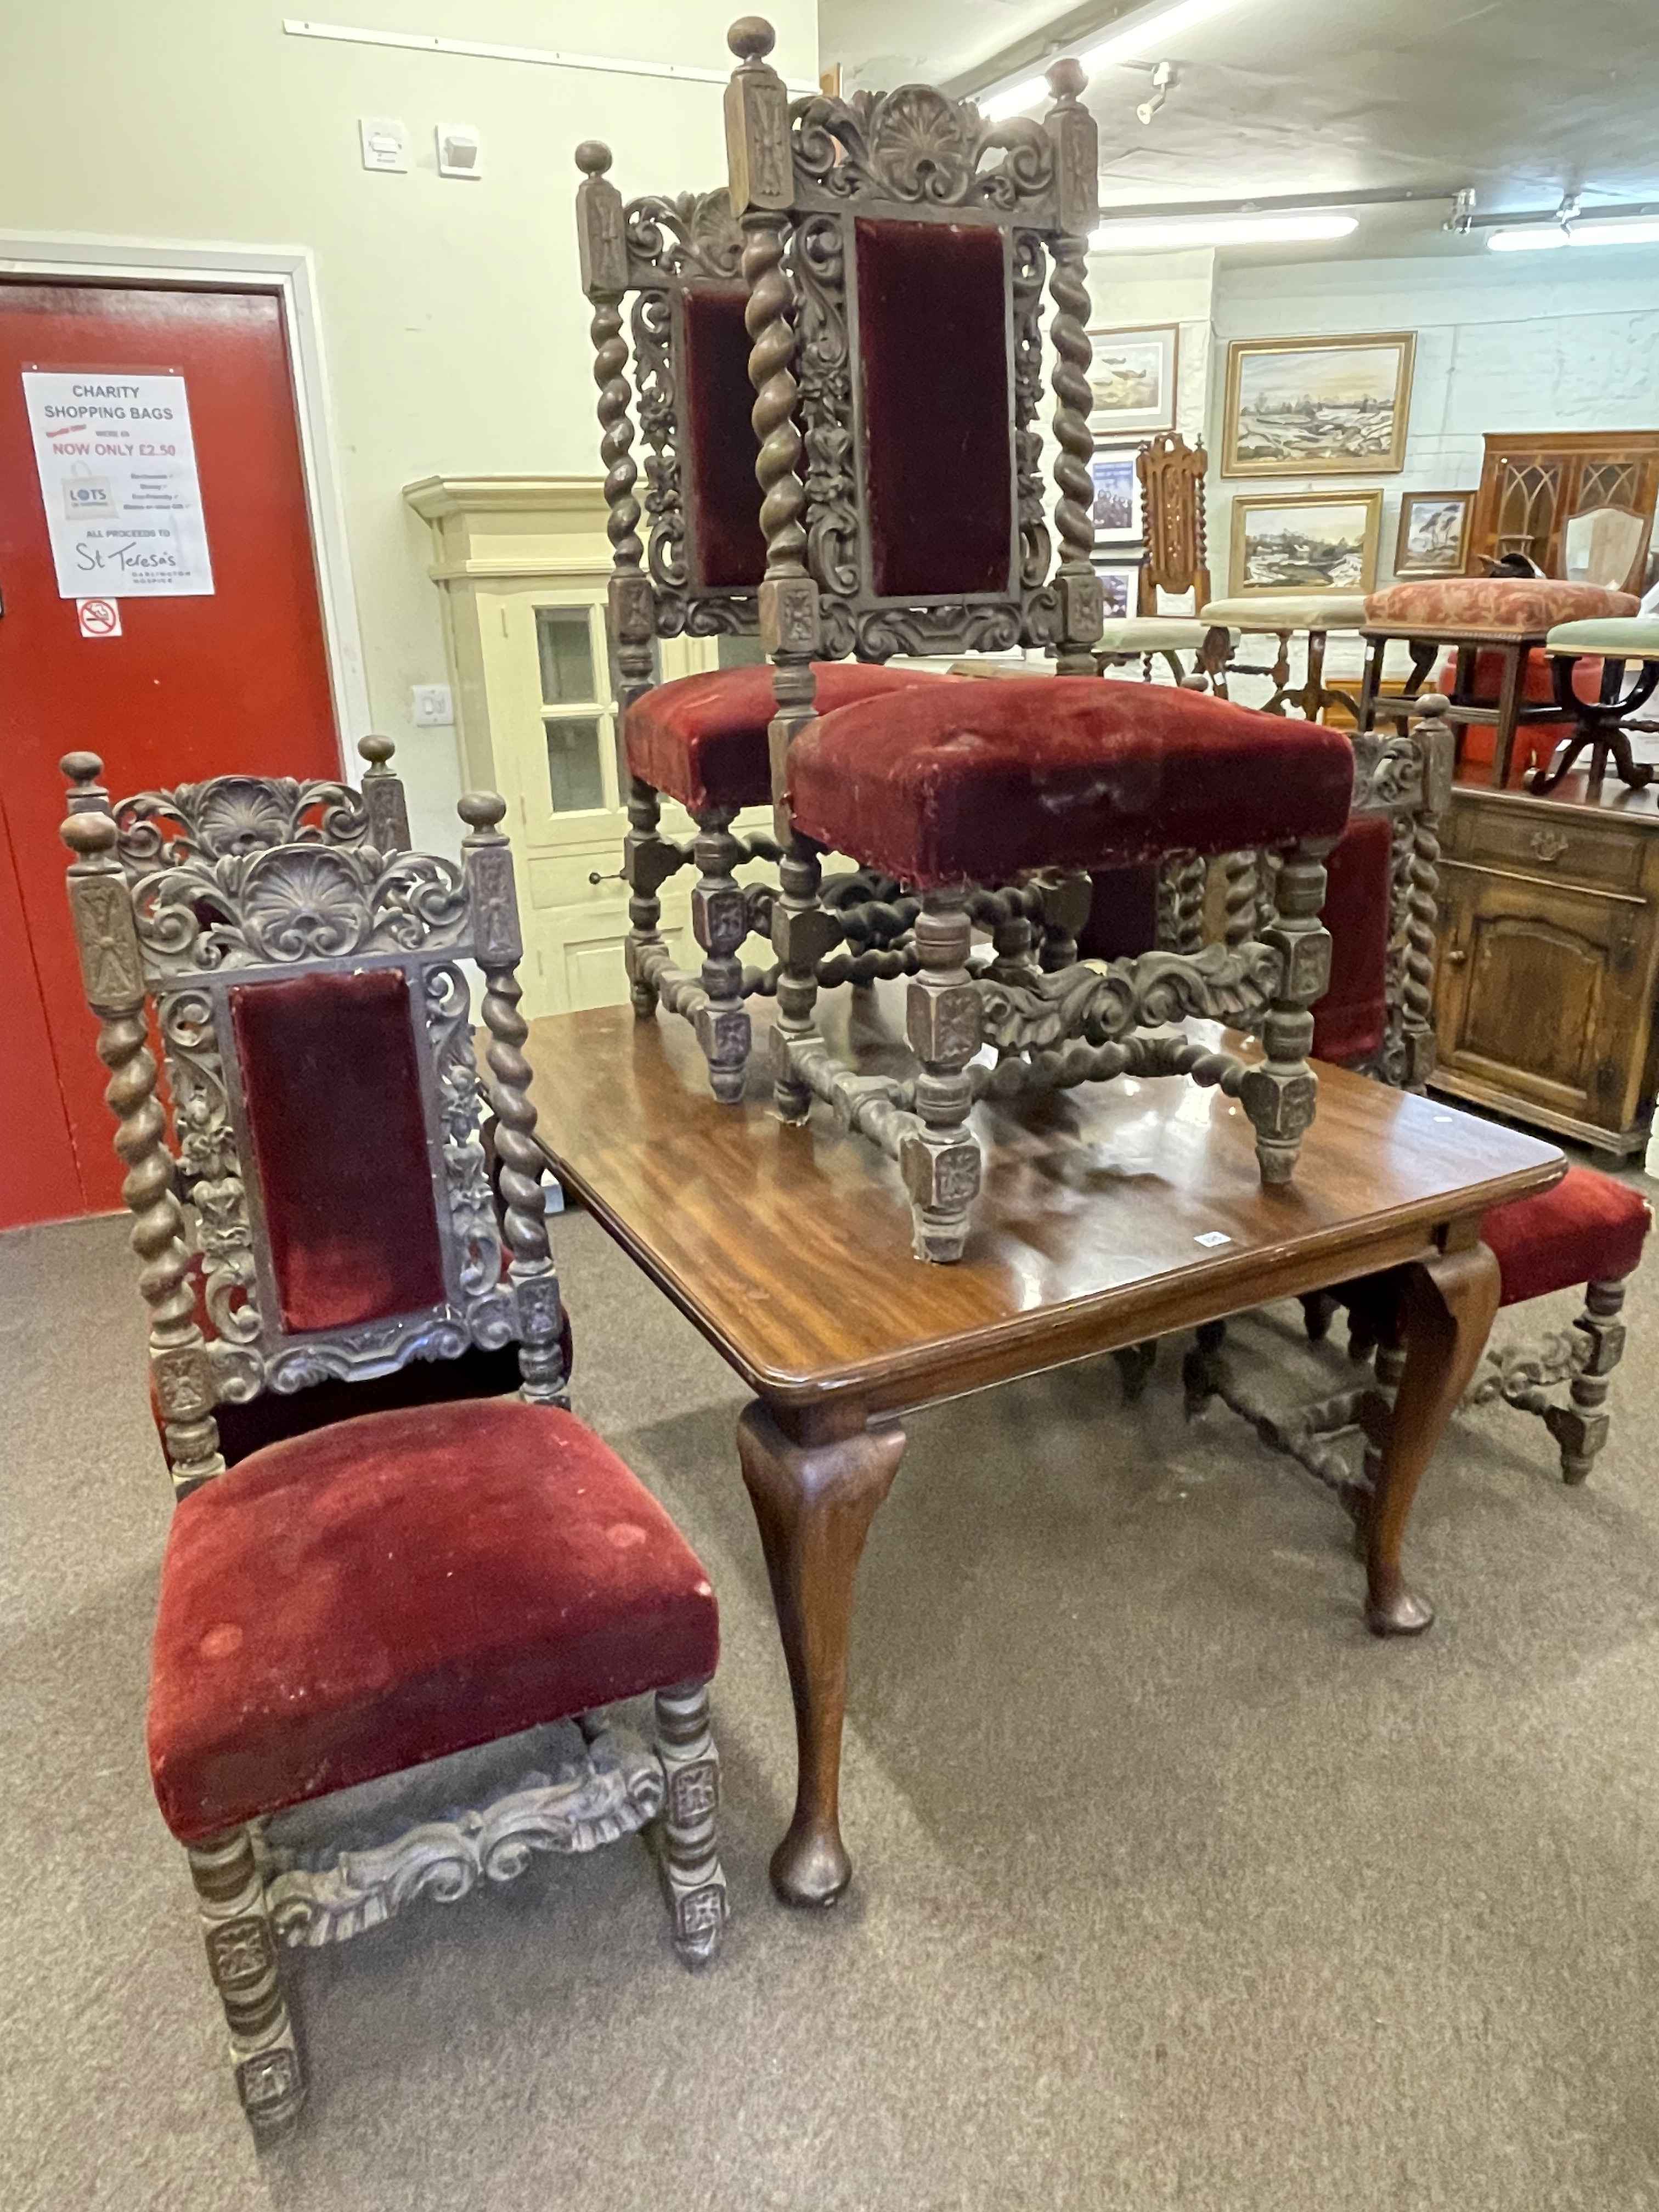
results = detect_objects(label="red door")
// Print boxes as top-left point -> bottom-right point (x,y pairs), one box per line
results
0,281 -> 343,1227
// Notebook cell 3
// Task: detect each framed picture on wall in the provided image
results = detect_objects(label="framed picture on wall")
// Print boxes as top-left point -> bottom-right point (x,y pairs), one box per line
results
1087,325 -> 1177,438
1229,489 -> 1383,597
1092,556 -> 1143,622
1090,445 -> 1144,545
1221,332 -> 1416,477
1393,489 -> 1474,577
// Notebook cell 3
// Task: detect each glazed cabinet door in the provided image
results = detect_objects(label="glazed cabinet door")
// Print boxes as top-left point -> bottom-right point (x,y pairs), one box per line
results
1435,859 -> 1651,1137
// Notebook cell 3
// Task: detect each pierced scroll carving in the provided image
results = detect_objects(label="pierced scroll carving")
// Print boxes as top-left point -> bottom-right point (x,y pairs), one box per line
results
624,185 -> 743,283
977,941 -> 1281,1054
130,843 -> 470,978
788,86 -> 1057,216
1012,229 -> 1052,590
794,212 -> 860,606
114,775 -> 370,877
262,1720 -> 665,1948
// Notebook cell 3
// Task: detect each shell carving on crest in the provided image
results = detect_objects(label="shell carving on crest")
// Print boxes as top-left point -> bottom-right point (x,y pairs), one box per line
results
115,774 -> 369,878
242,847 -> 370,961
791,87 -> 1056,213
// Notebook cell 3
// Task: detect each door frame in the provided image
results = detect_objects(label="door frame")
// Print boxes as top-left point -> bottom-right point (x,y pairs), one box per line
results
0,228 -> 370,760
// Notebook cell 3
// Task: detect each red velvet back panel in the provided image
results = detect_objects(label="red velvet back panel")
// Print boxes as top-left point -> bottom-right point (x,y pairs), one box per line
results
1310,812 -> 1392,1068
855,217 -> 1013,600
229,968 -> 447,1335
682,286 -> 766,590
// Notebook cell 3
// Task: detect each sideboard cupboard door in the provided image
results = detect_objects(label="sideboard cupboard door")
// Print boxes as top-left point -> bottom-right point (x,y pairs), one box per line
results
1434,859 -> 1657,1148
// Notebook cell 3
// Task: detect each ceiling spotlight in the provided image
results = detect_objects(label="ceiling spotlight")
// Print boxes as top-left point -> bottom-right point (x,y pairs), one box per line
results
1091,211 -> 1358,251
1136,60 -> 1178,125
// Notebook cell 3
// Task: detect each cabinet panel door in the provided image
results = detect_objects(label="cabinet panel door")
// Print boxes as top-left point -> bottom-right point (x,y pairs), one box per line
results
1436,861 -> 1645,1125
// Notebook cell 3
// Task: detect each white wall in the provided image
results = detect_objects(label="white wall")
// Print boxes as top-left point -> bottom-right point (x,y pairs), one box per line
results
0,0 -> 816,851
1210,248 -> 1659,611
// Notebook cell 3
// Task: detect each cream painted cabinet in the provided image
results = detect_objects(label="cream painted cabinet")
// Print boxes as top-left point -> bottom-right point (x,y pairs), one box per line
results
405,473 -> 770,1018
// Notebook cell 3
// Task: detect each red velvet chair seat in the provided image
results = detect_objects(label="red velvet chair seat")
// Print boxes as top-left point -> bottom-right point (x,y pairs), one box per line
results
1482,1166 -> 1651,1308
624,663 -> 951,815
1310,812 -> 1392,1068
787,678 -> 1355,889
148,1397 -> 718,1844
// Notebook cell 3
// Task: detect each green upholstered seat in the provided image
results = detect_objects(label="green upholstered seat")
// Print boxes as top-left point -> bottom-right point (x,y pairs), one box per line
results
1544,617 -> 1659,658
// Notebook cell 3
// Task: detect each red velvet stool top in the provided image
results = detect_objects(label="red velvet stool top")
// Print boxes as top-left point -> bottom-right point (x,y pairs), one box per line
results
786,676 -> 1355,889
147,1396 -> 719,1844
1482,1166 -> 1650,1308
624,662 -> 954,815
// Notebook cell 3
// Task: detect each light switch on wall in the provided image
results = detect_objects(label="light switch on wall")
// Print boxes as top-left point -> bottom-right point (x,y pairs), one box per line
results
411,683 -> 454,727
359,117 -> 410,172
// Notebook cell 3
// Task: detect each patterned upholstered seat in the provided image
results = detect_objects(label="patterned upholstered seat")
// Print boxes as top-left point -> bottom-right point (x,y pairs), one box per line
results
1365,578 -> 1639,630
786,676 -> 1355,890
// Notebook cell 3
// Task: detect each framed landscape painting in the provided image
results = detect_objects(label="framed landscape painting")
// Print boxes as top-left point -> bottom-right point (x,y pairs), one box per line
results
1393,488 -> 1474,577
1222,332 -> 1415,477
1087,325 -> 1177,438
1090,445 -> 1143,545
1229,490 -> 1383,597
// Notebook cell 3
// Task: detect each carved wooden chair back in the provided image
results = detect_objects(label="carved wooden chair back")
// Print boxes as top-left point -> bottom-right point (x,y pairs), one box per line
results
1136,432 -> 1211,616
719,16 -> 1103,812
576,151 -> 760,715
60,757 -> 564,1498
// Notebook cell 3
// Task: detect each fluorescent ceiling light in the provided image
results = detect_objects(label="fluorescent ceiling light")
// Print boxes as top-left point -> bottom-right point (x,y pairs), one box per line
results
1091,211 -> 1358,251
979,0 -> 1254,119
1487,217 -> 1659,251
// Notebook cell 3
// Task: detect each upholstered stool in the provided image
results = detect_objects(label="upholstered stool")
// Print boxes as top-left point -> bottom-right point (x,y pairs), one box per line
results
1537,617 -> 1659,794
1426,647 -> 1609,786
1197,593 -> 1370,720
1468,1166 -> 1651,1482
786,674 -> 1353,888
1359,578 -> 1639,788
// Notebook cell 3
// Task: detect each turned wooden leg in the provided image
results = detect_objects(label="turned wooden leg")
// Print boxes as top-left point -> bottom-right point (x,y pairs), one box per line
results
737,1400 -> 907,1907
690,803 -> 751,1104
1300,1289 -> 1340,1342
1239,837 -> 1333,1185
653,1679 -> 730,1966
1200,624 -> 1233,699
1365,1240 -> 1499,1637
188,1827 -> 304,2141
769,835 -> 838,1124
1552,1276 -> 1628,1485
622,776 -> 683,1019
901,889 -> 982,1263
1491,643 -> 1526,791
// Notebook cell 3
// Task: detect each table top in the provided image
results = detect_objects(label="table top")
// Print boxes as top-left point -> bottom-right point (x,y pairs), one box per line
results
523,989 -> 1564,1419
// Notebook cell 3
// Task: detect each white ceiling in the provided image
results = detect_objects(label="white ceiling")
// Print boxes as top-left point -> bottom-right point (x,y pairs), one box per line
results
819,0 -> 1659,258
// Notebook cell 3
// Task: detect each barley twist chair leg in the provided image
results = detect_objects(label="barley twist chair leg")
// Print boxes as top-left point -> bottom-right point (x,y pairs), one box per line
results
187,1828 -> 304,2141
622,776 -> 678,1018
690,802 -> 752,1103
1551,1276 -> 1628,1485
653,1680 -> 730,1968
901,889 -> 983,1263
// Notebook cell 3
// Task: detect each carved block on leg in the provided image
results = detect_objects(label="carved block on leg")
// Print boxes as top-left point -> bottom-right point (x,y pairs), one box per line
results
1555,1277 -> 1627,1485
653,1680 -> 729,1968
1239,840 -> 1332,1186
903,893 -> 982,1263
188,1828 -> 304,2142
691,805 -> 753,1104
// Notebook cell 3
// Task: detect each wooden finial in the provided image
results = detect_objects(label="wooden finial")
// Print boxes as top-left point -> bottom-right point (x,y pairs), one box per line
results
358,732 -> 397,769
60,805 -> 119,859
727,14 -> 776,63
574,139 -> 613,177
458,789 -> 508,833
1046,55 -> 1087,103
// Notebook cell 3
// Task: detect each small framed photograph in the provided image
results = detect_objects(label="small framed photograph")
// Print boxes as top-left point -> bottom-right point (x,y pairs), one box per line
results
1222,331 -> 1416,477
1393,489 -> 1474,578
1092,557 -> 1143,623
1090,445 -> 1143,545
1087,324 -> 1177,438
1228,489 -> 1383,597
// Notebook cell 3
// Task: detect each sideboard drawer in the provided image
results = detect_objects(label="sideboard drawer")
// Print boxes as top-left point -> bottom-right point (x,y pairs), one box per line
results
1449,800 -> 1646,894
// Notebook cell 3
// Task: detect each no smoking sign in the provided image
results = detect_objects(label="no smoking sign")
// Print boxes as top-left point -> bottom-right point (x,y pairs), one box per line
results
77,596 -> 122,639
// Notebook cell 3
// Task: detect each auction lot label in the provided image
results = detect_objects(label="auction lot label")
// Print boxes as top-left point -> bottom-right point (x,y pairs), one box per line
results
22,369 -> 214,597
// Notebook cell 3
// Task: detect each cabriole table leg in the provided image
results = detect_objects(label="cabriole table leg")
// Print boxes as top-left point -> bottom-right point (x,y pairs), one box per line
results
737,1398 -> 907,1906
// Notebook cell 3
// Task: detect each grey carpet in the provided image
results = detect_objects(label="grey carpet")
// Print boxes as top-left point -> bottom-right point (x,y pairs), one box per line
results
5,1180 -> 1659,2211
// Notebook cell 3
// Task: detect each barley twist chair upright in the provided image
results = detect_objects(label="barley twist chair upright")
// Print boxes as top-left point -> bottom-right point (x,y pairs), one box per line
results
58,760 -> 727,2143
721,14 -> 1355,1261
574,148 -> 946,1099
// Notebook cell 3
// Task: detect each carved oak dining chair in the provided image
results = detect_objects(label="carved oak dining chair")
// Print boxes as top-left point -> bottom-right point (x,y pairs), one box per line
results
575,149 -> 949,1098
1095,431 -> 1234,683
59,759 -> 727,2142
720,16 -> 1353,1260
